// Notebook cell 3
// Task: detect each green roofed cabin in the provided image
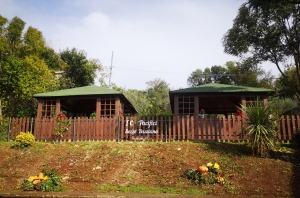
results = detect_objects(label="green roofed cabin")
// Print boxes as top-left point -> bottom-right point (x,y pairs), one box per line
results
169,83 -> 274,117
33,86 -> 137,118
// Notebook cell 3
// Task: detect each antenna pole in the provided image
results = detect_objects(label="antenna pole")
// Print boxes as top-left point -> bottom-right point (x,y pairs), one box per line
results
109,51 -> 114,88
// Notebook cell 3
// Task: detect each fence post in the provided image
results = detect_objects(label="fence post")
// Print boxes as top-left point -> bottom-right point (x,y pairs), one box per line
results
7,117 -> 11,142
214,115 -> 217,141
73,117 -> 76,142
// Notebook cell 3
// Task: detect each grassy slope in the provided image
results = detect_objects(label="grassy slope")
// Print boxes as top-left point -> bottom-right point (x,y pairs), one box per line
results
0,141 -> 299,197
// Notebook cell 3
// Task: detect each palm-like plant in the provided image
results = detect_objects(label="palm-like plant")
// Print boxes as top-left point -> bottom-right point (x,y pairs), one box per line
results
241,99 -> 276,157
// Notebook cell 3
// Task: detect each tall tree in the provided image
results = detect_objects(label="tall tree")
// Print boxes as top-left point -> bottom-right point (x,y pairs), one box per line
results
187,69 -> 206,87
146,78 -> 172,115
123,89 -> 151,116
222,2 -> 300,102
0,15 -> 58,117
226,60 -> 274,88
274,67 -> 299,98
210,65 -> 231,84
60,48 -> 103,87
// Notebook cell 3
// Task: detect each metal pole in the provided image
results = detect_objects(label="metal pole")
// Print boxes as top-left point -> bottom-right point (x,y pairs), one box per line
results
109,51 -> 114,88
30,117 -> 34,132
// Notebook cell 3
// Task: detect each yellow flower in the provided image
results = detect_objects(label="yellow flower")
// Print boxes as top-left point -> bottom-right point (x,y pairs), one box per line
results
207,162 -> 213,167
27,176 -> 35,182
214,163 -> 220,169
43,176 -> 48,180
32,180 -> 40,185
217,177 -> 224,183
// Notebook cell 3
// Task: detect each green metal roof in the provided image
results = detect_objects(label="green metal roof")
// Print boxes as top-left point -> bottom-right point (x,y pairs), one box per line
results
170,83 -> 274,93
33,86 -> 122,97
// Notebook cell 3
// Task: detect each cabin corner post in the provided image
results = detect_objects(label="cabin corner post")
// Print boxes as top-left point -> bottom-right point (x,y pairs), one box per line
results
174,95 -> 179,116
241,95 -> 246,107
194,95 -> 199,117
115,96 -> 121,117
96,97 -> 101,119
262,94 -> 268,107
36,99 -> 43,119
55,98 -> 61,116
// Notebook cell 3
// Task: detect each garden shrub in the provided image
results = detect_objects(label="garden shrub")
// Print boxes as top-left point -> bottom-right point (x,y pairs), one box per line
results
13,131 -> 35,148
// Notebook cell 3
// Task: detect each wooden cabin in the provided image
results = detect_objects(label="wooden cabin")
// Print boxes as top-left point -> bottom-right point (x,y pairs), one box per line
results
169,83 -> 274,117
33,86 -> 137,119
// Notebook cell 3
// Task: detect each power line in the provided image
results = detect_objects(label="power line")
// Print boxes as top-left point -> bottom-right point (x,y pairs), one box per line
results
114,66 -> 190,75
111,66 -> 297,80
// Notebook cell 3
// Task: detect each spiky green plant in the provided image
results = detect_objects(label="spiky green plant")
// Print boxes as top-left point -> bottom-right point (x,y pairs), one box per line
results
241,99 -> 276,157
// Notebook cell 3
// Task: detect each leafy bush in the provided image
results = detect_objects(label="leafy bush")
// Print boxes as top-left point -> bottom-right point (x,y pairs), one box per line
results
21,169 -> 63,192
13,132 -> 35,148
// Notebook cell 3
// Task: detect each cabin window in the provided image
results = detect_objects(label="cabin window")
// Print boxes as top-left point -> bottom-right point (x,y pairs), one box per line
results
100,97 -> 115,117
41,100 -> 56,118
178,95 -> 194,115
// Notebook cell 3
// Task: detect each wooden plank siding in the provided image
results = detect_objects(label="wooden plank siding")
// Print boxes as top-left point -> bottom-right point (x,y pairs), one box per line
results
7,115 -> 300,142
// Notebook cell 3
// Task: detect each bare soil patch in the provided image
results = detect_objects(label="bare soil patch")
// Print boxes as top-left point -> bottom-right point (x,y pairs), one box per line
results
0,141 -> 299,197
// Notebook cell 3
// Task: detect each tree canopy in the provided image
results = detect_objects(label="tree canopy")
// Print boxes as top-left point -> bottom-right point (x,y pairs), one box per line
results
186,61 -> 274,88
222,1 -> 300,102
59,48 -> 103,88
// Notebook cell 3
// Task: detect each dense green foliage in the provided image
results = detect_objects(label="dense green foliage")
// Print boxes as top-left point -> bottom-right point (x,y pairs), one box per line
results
59,48 -> 103,88
120,78 -> 172,116
0,16 -> 59,117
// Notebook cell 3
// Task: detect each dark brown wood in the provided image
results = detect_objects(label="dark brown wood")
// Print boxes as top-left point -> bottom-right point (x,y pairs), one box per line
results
286,115 -> 292,140
8,115 -> 300,142
282,115 -> 287,140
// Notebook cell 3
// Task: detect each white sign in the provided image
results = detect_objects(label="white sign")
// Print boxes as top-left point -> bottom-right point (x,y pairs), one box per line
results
125,119 -> 158,134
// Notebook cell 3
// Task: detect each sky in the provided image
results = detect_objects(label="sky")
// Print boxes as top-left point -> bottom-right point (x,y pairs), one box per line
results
0,0 -> 279,90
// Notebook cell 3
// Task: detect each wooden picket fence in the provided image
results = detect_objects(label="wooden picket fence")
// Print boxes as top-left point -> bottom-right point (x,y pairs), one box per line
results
7,115 -> 300,142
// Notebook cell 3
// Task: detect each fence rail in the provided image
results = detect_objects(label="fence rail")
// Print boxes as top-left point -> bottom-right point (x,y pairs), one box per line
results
6,115 -> 300,142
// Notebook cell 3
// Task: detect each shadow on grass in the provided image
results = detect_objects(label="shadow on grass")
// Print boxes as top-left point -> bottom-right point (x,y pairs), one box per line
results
198,141 -> 300,197
198,141 -> 252,157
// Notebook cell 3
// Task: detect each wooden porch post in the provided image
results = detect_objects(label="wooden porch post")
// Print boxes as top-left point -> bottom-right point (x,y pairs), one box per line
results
36,99 -> 43,119
96,97 -> 101,119
55,98 -> 61,116
262,94 -> 268,106
194,95 -> 199,117
241,95 -> 246,106
115,96 -> 120,117
174,95 -> 179,116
